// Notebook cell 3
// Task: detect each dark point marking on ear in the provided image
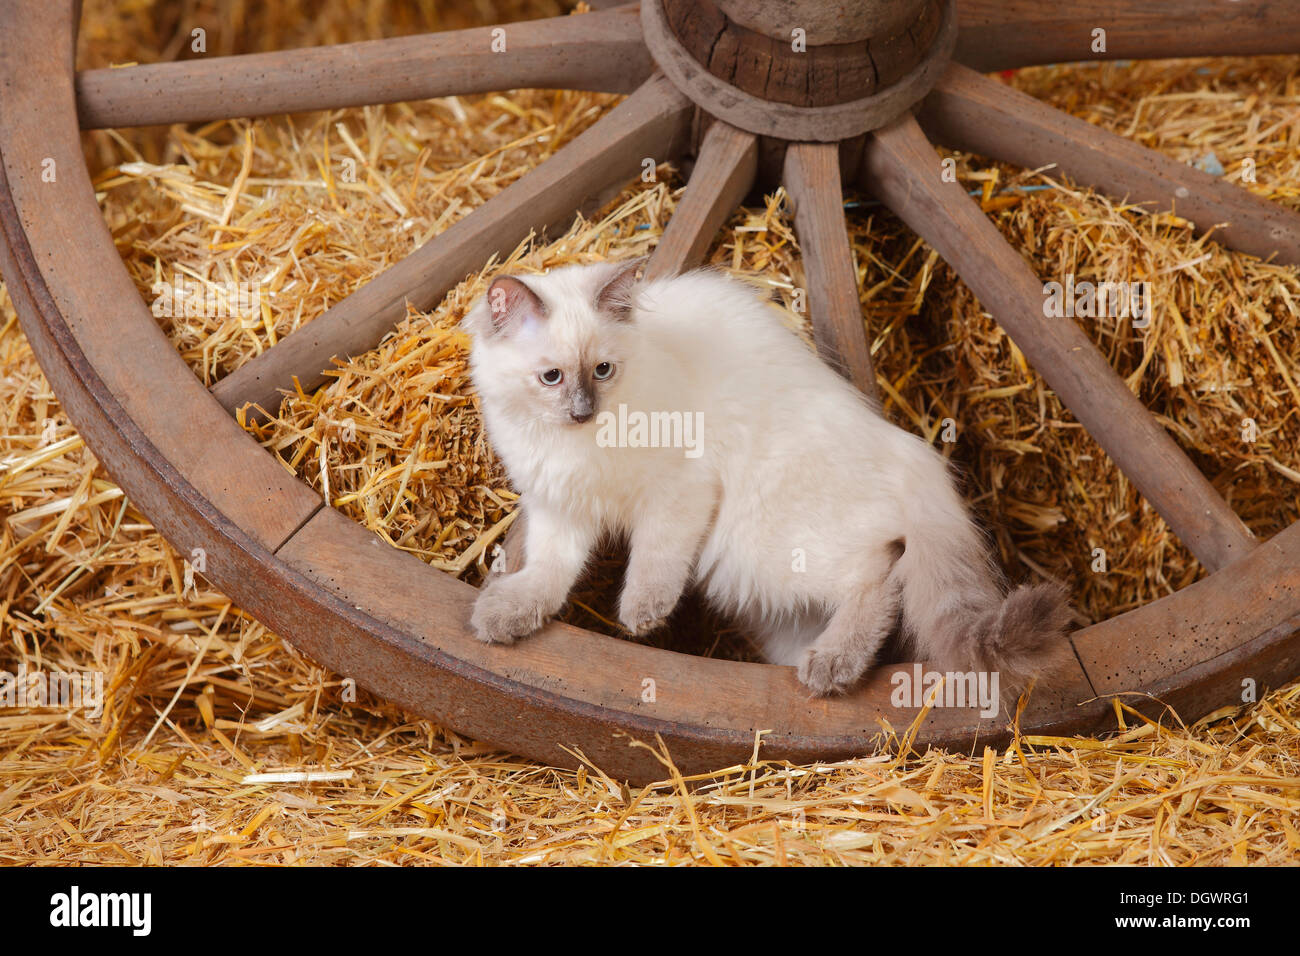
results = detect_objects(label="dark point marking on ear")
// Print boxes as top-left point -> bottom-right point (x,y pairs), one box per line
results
485,275 -> 545,335
595,255 -> 649,321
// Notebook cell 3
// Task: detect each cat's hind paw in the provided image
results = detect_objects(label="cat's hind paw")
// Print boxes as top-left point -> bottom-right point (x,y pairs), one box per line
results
470,582 -> 549,645
797,645 -> 868,697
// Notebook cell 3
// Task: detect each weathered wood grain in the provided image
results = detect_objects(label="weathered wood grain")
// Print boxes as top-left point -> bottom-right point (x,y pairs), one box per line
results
212,72 -> 693,419
663,0 -> 942,107
717,0 -> 925,44
647,119 -> 757,280
641,0 -> 957,140
955,0 -> 1300,71
862,113 -> 1256,573
784,141 -> 878,400
77,4 -> 651,129
1073,519 -> 1300,727
274,506 -> 1109,780
918,63 -> 1300,267
0,0 -> 321,556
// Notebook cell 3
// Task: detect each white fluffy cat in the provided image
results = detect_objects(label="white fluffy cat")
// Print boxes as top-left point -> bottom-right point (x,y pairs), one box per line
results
464,258 -> 1070,696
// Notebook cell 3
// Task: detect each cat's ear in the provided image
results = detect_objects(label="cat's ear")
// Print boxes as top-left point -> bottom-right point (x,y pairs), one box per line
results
595,255 -> 649,321
479,275 -> 545,337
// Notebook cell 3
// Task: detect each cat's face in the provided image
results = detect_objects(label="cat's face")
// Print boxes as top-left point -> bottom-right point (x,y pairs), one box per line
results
467,260 -> 644,429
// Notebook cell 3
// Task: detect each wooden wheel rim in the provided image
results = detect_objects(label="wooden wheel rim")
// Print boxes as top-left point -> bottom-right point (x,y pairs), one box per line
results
2,1 -> 1299,784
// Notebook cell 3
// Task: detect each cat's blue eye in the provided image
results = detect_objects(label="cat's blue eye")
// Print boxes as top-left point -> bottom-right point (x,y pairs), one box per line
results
539,369 -> 563,386
593,362 -> 614,381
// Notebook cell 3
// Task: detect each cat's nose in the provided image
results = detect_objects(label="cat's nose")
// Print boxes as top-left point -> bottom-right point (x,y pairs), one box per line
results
570,410 -> 593,424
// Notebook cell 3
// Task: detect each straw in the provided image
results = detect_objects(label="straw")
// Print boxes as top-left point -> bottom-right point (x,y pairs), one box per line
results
0,2 -> 1297,864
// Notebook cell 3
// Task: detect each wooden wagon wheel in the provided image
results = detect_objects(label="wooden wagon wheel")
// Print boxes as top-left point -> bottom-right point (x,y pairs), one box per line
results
3,0 -> 1299,784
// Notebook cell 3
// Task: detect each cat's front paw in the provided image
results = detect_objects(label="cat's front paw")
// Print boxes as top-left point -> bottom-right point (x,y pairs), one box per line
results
797,645 -> 868,697
618,588 -> 677,637
471,580 -> 549,645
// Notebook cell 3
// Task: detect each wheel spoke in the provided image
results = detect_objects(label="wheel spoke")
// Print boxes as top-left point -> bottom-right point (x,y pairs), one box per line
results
783,142 -> 878,401
645,119 -> 757,281
955,0 -> 1300,71
212,73 -> 693,418
862,113 -> 1255,573
919,63 -> 1300,266
76,4 -> 650,129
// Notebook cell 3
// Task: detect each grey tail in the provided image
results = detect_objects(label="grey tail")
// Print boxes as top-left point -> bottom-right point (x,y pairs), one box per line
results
890,486 -> 1075,701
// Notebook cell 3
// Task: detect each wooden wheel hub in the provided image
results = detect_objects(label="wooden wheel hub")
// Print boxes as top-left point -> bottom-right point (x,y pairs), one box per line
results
660,0 -> 943,107
3,1 -> 1300,785
643,0 -> 957,140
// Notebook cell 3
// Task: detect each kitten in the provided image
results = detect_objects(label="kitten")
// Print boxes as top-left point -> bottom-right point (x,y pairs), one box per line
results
464,258 -> 1072,699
